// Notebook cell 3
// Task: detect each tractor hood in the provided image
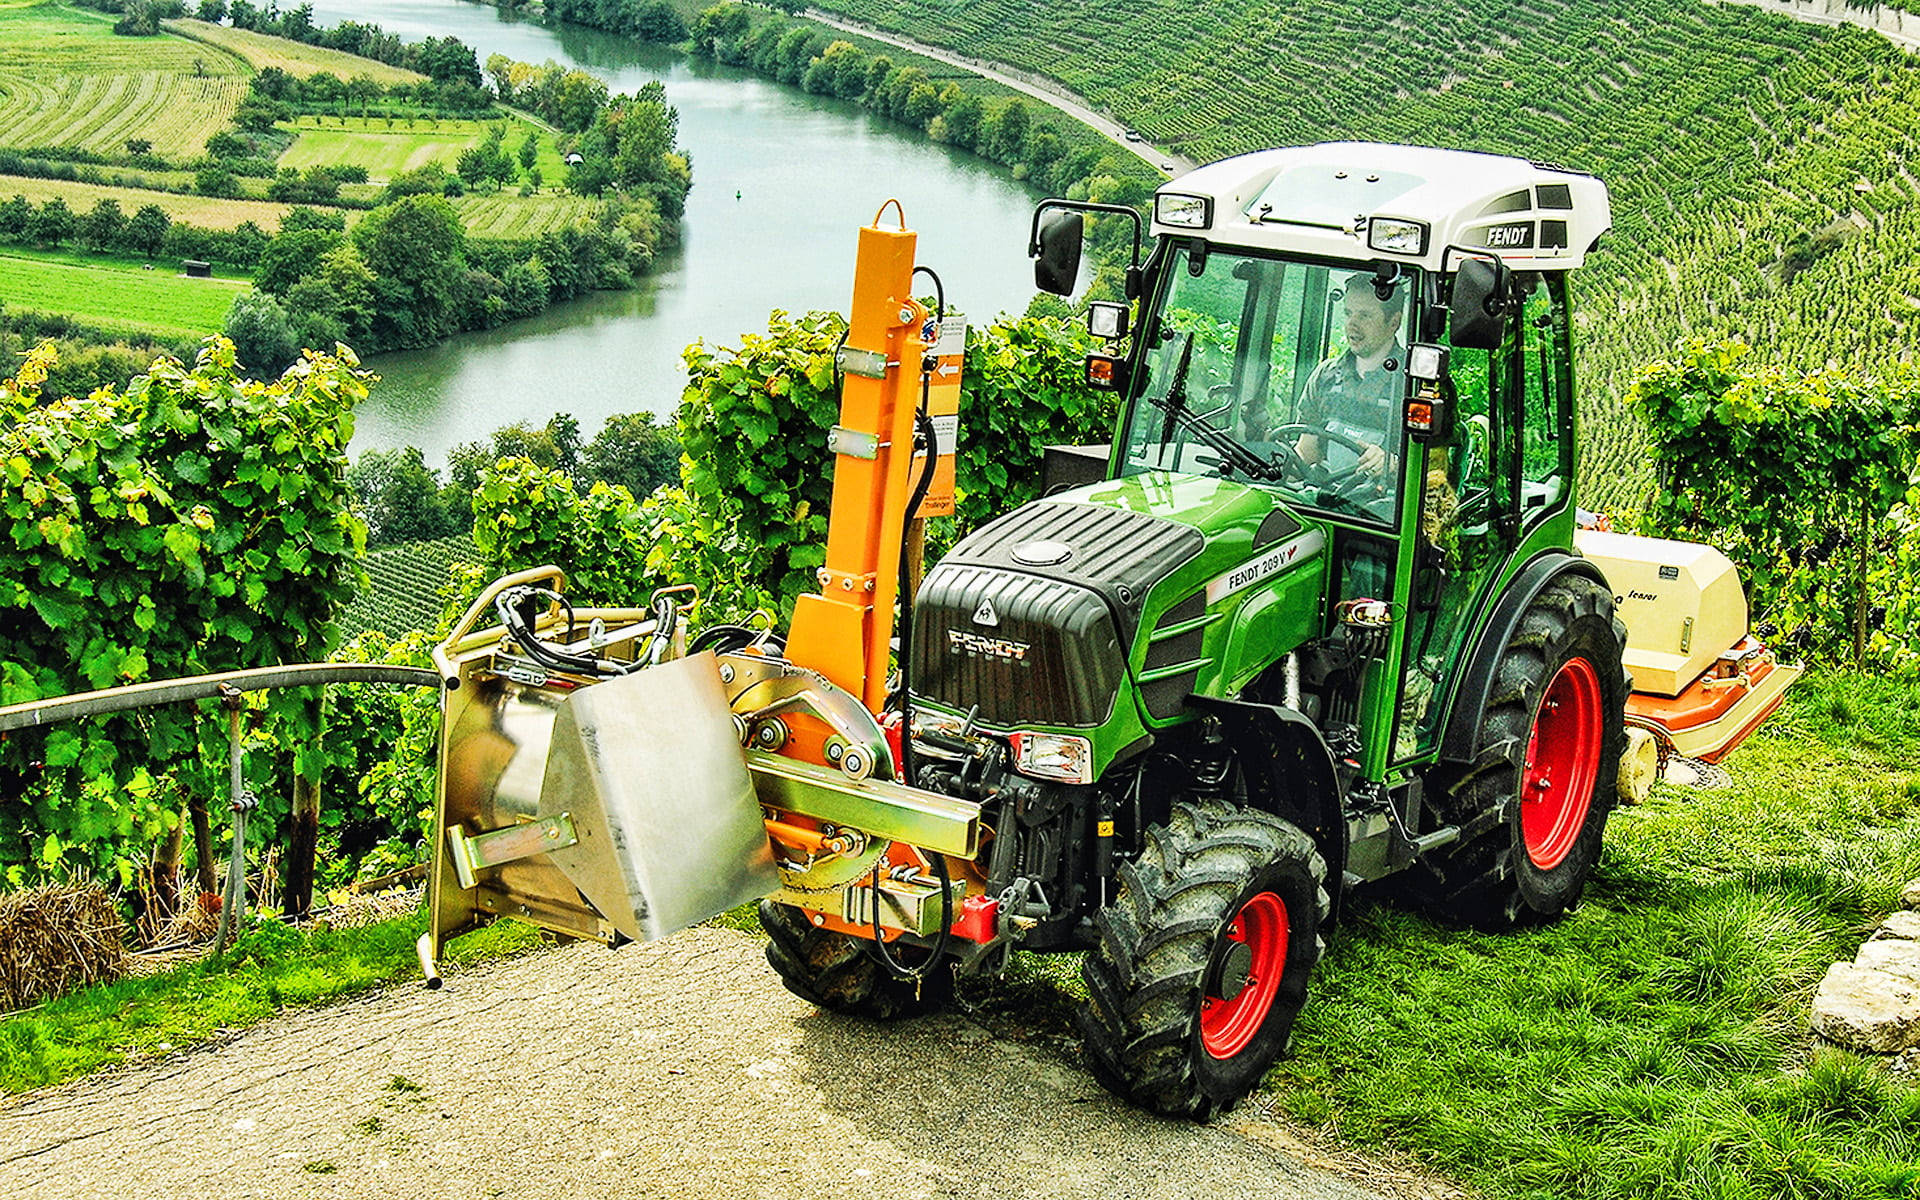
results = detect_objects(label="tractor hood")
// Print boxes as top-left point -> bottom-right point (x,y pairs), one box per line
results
912,474 -> 1314,731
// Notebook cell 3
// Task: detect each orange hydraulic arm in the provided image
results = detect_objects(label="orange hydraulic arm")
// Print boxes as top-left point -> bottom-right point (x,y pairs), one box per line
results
784,203 -> 932,713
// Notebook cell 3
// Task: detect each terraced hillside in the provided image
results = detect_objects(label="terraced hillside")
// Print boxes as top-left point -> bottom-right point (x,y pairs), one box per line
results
818,0 -> 1920,507
0,1 -> 247,158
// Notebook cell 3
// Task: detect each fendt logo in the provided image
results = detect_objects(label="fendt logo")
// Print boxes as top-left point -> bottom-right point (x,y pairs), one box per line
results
947,629 -> 1031,662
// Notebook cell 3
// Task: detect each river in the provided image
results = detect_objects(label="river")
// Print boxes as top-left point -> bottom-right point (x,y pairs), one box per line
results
298,0 -> 1045,463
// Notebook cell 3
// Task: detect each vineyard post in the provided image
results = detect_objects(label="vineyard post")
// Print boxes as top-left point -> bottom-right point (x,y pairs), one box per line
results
1856,491 -> 1871,670
283,689 -> 326,918
188,791 -> 217,895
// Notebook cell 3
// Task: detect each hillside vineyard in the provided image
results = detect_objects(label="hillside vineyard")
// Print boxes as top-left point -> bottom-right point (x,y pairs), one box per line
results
817,0 -> 1920,506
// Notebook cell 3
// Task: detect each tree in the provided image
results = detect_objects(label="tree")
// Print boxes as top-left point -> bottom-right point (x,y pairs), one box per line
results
224,290 -> 298,376
195,166 -> 242,197
990,99 -> 1030,161
352,195 -> 468,347
32,198 -> 76,248
255,228 -> 342,295
0,194 -> 34,242
552,70 -> 610,132
348,446 -> 452,546
126,204 -> 170,256
195,0 -> 226,20
583,411 -> 681,499
518,131 -> 539,172
124,137 -> 152,157
79,199 -> 127,252
942,93 -> 985,151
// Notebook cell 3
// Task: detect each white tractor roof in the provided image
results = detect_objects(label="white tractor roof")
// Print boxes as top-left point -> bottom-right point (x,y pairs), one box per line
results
1154,142 -> 1612,273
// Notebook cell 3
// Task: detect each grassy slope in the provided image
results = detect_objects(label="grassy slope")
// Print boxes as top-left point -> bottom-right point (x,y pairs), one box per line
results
1265,671 -> 1920,1200
0,1 -> 248,158
0,247 -> 246,338
164,16 -> 425,85
815,0 -> 1920,512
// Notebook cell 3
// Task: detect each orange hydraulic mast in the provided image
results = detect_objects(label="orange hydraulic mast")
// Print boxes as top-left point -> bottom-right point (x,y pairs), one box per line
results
783,203 -> 931,713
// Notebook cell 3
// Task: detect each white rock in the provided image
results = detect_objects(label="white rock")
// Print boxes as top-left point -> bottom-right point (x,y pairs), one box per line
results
1812,962 -> 1920,1052
1894,1048 -> 1920,1075
1903,879 -> 1920,909
1858,939 -> 1920,985
1877,911 -> 1920,941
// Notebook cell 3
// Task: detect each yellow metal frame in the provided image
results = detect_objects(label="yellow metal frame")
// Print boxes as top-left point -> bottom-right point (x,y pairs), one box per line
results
785,204 -> 932,712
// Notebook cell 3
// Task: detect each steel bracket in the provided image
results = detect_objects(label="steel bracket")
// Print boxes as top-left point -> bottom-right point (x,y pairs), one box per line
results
447,813 -> 580,890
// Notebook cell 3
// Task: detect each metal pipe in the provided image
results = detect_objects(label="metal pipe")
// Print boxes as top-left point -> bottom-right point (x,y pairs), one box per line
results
0,663 -> 439,732
416,932 -> 443,989
214,696 -> 250,955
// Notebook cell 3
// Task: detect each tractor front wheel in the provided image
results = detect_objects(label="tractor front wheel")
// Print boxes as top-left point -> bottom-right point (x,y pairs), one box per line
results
1077,800 -> 1328,1119
1416,573 -> 1629,928
758,900 -> 950,1020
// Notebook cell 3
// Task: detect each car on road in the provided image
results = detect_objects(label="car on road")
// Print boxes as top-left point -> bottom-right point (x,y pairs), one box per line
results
1123,129 -> 1142,142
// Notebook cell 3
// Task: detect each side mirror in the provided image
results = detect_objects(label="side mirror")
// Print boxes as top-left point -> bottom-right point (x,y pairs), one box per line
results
1449,255 -> 1511,350
1034,210 -> 1084,295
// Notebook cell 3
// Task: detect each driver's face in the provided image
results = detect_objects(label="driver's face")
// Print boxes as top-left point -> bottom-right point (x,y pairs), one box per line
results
1343,294 -> 1400,359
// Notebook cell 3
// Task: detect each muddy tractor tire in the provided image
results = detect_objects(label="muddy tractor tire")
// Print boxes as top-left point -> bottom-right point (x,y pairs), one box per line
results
758,900 -> 950,1020
1077,800 -> 1329,1119
1417,573 -> 1630,928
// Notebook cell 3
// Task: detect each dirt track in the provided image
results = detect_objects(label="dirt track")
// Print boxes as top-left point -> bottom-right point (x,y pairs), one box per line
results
0,927 -> 1424,1200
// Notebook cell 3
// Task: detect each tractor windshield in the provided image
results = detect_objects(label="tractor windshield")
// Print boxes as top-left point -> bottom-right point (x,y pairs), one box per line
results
1119,244 -> 1416,525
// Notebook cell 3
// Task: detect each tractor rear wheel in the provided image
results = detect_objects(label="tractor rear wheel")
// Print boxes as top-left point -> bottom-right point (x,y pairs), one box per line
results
1417,573 -> 1629,928
1077,799 -> 1328,1119
758,900 -> 950,1019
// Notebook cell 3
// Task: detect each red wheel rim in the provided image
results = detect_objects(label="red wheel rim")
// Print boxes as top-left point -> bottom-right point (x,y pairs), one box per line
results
1200,891 -> 1289,1059
1521,657 -> 1604,870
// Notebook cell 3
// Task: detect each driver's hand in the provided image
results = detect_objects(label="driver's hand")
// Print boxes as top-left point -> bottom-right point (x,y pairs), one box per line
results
1358,442 -> 1388,476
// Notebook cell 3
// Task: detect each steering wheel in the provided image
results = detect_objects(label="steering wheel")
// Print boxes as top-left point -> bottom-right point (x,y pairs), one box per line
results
1267,426 -> 1390,495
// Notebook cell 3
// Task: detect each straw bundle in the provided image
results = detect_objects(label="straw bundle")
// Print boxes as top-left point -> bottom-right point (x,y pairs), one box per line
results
0,882 -> 131,1012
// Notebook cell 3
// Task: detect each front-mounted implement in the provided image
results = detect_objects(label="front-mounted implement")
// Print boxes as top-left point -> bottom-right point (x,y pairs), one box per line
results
422,209 -> 986,990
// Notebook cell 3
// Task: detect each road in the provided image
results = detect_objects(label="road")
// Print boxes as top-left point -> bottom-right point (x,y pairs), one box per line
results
802,11 -> 1199,175
0,927 -> 1440,1200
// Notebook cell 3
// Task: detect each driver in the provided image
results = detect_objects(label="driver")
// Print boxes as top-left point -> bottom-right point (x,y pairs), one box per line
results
1295,274 -> 1406,482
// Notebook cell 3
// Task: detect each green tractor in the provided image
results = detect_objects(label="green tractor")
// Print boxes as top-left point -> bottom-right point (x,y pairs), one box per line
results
425,141 -> 1631,1121
765,140 -> 1629,1116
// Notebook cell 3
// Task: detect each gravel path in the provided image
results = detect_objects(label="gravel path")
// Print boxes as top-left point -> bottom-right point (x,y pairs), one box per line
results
0,927 -> 1419,1200
802,10 -> 1199,175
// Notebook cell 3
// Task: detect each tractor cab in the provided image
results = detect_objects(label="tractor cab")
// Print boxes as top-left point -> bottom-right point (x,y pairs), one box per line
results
1038,142 -> 1614,775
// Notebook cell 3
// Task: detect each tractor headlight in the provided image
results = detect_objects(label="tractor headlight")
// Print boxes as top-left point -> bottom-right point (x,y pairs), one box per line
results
1367,217 -> 1429,255
1155,193 -> 1212,230
1009,732 -> 1094,784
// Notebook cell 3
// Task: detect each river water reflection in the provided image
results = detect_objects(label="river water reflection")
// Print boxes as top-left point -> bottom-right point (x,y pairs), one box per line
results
301,0 -> 1043,463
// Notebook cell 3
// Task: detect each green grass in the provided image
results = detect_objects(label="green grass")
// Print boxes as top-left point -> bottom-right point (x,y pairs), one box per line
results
0,247 -> 246,339
1259,671 -> 1920,1200
0,907 -> 542,1094
283,114 -> 571,186
0,1 -> 248,158
281,118 -> 493,184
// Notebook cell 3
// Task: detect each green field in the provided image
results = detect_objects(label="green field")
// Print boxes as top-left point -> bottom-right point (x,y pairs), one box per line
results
0,248 -> 245,338
0,1 -> 248,158
281,118 -> 491,183
283,114 -> 572,186
448,190 -> 600,238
